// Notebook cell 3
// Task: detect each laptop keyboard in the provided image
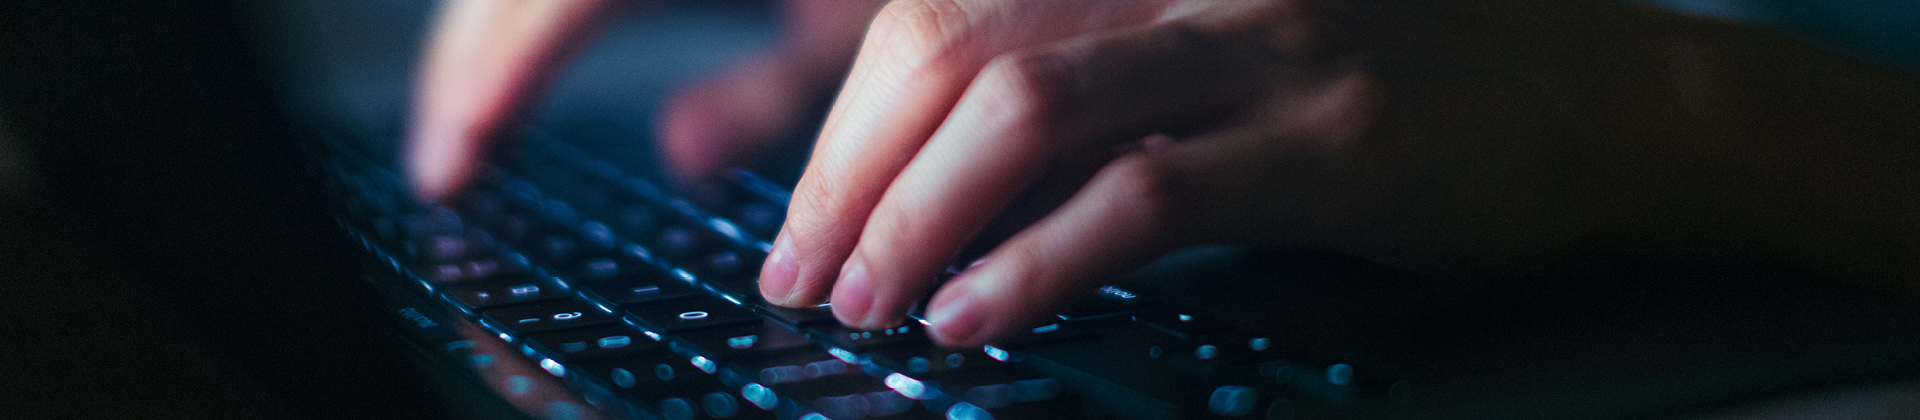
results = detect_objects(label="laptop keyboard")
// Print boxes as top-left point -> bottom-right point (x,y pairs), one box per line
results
328,139 -> 1392,420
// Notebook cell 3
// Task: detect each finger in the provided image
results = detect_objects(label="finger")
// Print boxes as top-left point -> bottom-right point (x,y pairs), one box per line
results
925,67 -> 1385,347
407,0 -> 617,201
656,55 -> 809,182
921,139 -> 1208,347
831,21 -> 1289,329
757,0 -> 1176,308
654,1 -> 887,183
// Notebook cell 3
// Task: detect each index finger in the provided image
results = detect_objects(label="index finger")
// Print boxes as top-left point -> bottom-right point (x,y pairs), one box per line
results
756,0 -> 1178,309
407,0 -> 619,201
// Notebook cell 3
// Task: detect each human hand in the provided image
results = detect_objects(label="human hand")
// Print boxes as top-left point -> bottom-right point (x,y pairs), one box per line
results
758,0 -> 1920,347
407,0 -> 884,200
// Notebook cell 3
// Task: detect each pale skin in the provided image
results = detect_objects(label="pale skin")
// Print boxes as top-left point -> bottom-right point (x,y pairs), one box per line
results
411,0 -> 1920,349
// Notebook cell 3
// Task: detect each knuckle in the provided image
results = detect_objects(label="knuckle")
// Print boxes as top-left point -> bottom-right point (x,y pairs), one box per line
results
787,170 -> 852,239
1000,245 -> 1055,295
974,51 -> 1078,134
870,0 -> 972,60
1100,152 -> 1196,233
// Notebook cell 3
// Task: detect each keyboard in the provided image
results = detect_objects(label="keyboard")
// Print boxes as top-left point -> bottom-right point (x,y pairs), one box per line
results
326,138 -> 1395,420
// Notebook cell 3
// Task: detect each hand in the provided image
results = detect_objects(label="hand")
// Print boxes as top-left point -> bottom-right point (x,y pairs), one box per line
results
407,0 -> 884,200
757,0 -> 1920,347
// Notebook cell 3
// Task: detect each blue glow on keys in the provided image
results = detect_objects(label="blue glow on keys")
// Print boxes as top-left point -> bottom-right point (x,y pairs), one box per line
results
885,373 -> 931,400
659,398 -> 694,420
1208,386 -> 1258,417
599,335 -> 631,349
703,392 -> 738,419
828,347 -> 859,364
1195,345 -> 1219,360
983,345 -> 1011,362
1326,363 -> 1354,386
611,368 -> 636,388
741,383 -> 779,410
804,360 -> 849,378
656,364 -> 676,381
727,335 -> 758,349
540,358 -> 566,377
692,355 -> 719,374
759,365 -> 806,384
946,402 -> 992,420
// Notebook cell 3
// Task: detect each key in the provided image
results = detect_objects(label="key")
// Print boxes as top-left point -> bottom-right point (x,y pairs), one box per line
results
757,303 -> 838,328
439,275 -> 570,312
671,321 -> 816,364
521,324 -> 661,363
624,295 -> 761,334
479,300 -> 616,334
1137,306 -> 1234,339
693,249 -> 767,302
575,271 -> 703,307
1058,285 -> 1156,321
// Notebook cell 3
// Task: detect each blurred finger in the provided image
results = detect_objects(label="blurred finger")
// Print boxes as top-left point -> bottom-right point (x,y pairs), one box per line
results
407,0 -> 617,201
654,0 -> 888,183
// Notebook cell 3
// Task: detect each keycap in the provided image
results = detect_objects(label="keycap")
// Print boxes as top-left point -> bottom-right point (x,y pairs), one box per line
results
479,300 -> 617,334
695,249 -> 767,301
575,271 -> 703,307
403,206 -> 465,238
1058,285 -> 1156,321
625,295 -> 761,333
1209,386 -> 1259,417
731,201 -> 785,239
1137,306 -> 1234,338
605,200 -> 659,230
439,276 -> 571,312
521,324 -> 661,362
992,316 -> 1119,351
757,303 -> 838,328
808,322 -> 930,352
671,321 -> 817,364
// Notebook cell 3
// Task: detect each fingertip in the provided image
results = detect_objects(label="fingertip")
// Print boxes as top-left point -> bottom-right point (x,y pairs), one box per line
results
830,257 -> 875,328
758,233 -> 801,306
924,284 -> 989,347
656,91 -> 730,182
406,140 -> 462,204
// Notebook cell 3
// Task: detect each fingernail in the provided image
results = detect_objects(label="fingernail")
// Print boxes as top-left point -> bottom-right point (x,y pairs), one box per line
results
759,233 -> 799,305
831,258 -> 874,328
965,257 -> 991,271
927,290 -> 985,346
